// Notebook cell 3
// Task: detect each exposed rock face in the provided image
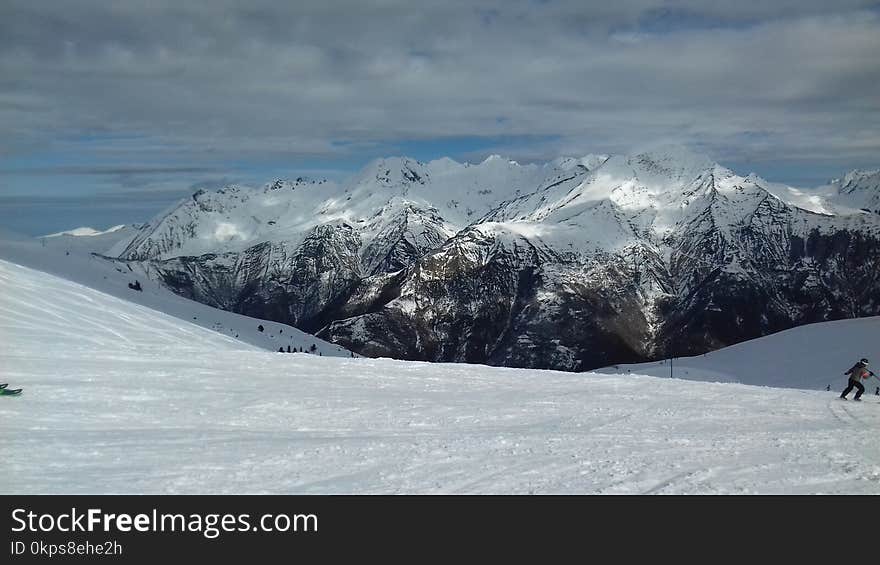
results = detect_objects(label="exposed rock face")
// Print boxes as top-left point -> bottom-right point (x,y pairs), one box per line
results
117,148 -> 880,370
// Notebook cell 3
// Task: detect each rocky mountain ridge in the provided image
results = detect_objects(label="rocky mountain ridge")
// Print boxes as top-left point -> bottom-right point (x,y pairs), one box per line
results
113,146 -> 880,370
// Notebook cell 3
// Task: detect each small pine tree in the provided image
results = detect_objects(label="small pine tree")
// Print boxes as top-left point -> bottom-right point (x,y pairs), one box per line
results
287,345 -> 291,353
309,343 -> 317,353
278,347 -> 284,353
258,325 -> 264,332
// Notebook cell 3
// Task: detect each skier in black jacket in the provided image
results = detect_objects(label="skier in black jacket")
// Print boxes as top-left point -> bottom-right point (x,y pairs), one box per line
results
840,358 -> 874,401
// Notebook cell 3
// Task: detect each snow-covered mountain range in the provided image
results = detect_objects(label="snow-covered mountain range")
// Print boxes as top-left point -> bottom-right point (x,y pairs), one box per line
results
109,145 -> 880,370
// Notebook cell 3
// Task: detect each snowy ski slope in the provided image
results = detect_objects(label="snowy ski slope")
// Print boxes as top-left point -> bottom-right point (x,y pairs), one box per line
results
596,317 -> 880,392
2,260 -> 879,494
0,234 -> 350,357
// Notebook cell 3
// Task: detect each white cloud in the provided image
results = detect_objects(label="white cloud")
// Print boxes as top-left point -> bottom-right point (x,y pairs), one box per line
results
0,1 -> 878,171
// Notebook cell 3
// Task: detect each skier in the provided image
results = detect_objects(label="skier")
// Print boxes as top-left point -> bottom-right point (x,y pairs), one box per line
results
840,358 -> 874,401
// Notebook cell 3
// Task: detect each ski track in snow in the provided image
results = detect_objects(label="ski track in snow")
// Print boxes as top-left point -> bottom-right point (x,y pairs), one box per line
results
2,260 -> 880,494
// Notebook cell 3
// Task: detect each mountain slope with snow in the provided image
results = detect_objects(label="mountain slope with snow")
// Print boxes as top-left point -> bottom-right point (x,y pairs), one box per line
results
0,259 -> 252,354
0,236 -> 350,356
826,169 -> 880,215
2,258 -> 879,494
596,316 -> 880,391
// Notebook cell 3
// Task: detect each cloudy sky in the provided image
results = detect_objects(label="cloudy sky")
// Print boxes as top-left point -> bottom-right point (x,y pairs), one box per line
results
2,1 -> 879,234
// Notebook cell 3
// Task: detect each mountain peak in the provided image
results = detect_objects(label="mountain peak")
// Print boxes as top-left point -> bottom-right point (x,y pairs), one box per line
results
629,144 -> 715,177
827,169 -> 880,214
832,169 -> 880,193
546,155 -> 609,172
579,154 -> 610,171
426,156 -> 463,171
263,179 -> 296,192
358,156 -> 429,188
480,154 -> 520,166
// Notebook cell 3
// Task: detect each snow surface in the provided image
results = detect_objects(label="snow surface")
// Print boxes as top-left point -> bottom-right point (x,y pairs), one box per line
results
824,169 -> 880,214
36,224 -> 139,257
0,236 -> 350,357
597,316 -> 880,392
42,224 -> 127,238
2,260 -> 879,494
